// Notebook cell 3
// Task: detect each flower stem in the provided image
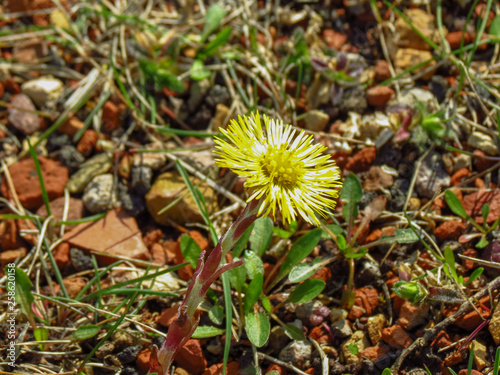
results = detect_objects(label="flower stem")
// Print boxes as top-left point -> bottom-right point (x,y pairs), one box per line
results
150,198 -> 263,375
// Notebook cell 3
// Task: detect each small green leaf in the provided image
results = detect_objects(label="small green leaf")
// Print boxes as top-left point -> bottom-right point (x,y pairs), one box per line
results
445,190 -> 468,220
288,258 -> 323,283
490,15 -> 500,38
465,267 -> 484,285
476,237 -> 489,249
245,312 -> 270,347
340,174 -> 362,221
283,324 -> 306,340
244,250 -> 264,279
244,273 -> 263,315
200,27 -> 232,58
227,257 -> 246,293
72,325 -> 100,340
189,59 -> 211,81
337,233 -> 347,251
179,234 -> 202,269
347,343 -> 359,355
444,246 -> 459,283
201,4 -> 227,43
34,326 -> 49,349
482,203 -> 490,225
34,327 -> 49,341
277,228 -> 322,283
392,229 -> 419,244
288,279 -> 325,304
208,304 -> 224,325
192,325 -> 225,339
233,224 -> 253,258
249,216 -> 273,257
381,369 -> 392,375
261,295 -> 272,313
320,224 -> 344,239
344,247 -> 368,259
14,268 -> 34,320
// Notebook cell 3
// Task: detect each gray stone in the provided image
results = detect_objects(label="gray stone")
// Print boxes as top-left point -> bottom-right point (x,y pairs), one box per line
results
21,76 -> 64,108
304,109 -> 329,132
415,152 -> 450,199
331,318 -> 353,339
395,87 -> 437,112
60,145 -> 85,168
117,345 -> 141,364
188,79 -> 210,111
95,342 -> 115,359
82,173 -> 117,213
339,86 -> 368,113
67,152 -> 112,193
118,183 -> 146,217
130,165 -> 153,195
70,247 -> 93,271
205,84 -> 231,107
295,300 -> 324,320
8,94 -> 40,135
279,340 -> 312,367
468,131 -> 498,156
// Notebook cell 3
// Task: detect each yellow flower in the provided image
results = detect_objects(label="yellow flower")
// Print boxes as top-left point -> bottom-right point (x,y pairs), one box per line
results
214,112 -> 342,226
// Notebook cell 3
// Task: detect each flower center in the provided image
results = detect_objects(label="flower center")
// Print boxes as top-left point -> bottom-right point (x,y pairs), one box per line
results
261,145 -> 304,187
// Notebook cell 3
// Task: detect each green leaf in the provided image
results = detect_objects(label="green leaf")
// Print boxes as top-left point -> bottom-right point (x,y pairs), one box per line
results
261,295 -> 272,313
476,237 -> 489,249
200,27 -> 232,58
283,324 -> 306,340
244,273 -> 263,315
272,221 -> 298,239
232,224 -> 253,258
227,257 -> 246,293
34,326 -> 49,349
481,203 -> 490,224
245,312 -> 270,347
445,190 -> 468,220
340,173 -> 362,221
209,304 -> 224,325
139,59 -> 186,93
344,247 -> 368,259
13,268 -> 34,320
189,59 -> 211,81
72,325 -> 100,340
443,246 -> 459,283
250,216 -> 273,257
276,229 -> 322,285
337,233 -> 347,251
201,4 -> 226,43
244,250 -> 264,279
288,279 -> 325,303
320,224 -> 344,239
179,234 -> 202,268
347,343 -> 359,355
34,327 -> 49,341
490,15 -> 500,38
465,267 -> 484,286
381,369 -> 392,375
192,325 -> 225,339
288,258 -> 323,283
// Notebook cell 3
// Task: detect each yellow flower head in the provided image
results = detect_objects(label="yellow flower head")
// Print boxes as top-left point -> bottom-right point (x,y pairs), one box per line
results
214,112 -> 342,226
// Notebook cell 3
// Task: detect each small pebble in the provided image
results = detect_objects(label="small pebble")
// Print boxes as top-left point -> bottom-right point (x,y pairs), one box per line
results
117,345 -> 142,365
82,173 -> 117,213
59,145 -> 85,168
70,248 -> 93,271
